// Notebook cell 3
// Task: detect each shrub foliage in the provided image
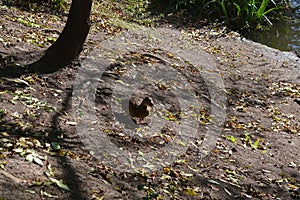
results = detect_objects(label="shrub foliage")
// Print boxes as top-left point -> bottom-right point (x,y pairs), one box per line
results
152,0 -> 288,30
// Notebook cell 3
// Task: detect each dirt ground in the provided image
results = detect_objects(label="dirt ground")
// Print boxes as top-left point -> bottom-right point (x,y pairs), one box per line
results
0,2 -> 300,200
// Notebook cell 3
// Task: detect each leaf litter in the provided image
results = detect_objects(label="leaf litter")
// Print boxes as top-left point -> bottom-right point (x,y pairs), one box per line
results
0,1 -> 300,199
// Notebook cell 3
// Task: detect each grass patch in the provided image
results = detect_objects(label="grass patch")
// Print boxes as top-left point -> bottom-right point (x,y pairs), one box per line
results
150,0 -> 288,30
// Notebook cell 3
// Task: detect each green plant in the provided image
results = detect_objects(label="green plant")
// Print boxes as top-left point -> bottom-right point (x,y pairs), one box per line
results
151,0 -> 287,30
125,0 -> 150,18
51,0 -> 67,10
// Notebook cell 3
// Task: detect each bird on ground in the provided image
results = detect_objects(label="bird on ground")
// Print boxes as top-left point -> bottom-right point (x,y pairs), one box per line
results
294,98 -> 300,105
129,96 -> 154,124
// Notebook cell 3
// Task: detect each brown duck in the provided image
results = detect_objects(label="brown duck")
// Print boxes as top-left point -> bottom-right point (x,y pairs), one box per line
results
129,96 -> 154,124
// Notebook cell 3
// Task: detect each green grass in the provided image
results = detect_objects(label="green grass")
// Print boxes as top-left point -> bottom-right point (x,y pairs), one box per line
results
151,0 -> 288,30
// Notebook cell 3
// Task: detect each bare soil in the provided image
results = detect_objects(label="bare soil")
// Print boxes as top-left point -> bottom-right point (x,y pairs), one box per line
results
0,3 -> 300,200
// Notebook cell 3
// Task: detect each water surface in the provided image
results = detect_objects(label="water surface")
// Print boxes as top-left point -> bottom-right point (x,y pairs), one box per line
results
246,0 -> 300,52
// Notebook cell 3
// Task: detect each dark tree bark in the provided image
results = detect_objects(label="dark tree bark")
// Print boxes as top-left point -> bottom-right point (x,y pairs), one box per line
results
28,0 -> 93,74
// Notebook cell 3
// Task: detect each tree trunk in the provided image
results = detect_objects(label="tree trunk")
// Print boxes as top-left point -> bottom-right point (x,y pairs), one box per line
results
29,0 -> 92,74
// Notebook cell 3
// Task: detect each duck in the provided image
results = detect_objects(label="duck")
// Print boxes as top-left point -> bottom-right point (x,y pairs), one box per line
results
129,96 -> 154,124
294,98 -> 300,105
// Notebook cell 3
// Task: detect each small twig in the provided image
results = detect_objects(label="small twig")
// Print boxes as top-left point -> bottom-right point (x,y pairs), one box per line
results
142,53 -> 172,65
0,170 -> 25,184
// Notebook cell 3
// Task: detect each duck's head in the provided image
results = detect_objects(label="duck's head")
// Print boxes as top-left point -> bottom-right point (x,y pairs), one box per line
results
141,97 -> 154,107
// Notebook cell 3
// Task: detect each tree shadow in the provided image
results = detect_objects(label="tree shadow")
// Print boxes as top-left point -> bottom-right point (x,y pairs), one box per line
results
190,174 -> 292,199
0,49 -> 80,79
0,50 -> 46,78
0,79 -> 87,199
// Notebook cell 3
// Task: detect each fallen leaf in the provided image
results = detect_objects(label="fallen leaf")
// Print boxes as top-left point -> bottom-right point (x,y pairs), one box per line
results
207,179 -> 220,185
49,177 -> 70,191
66,121 -> 77,126
183,187 -> 198,196
41,190 -> 58,198
33,157 -> 44,166
51,142 -> 61,151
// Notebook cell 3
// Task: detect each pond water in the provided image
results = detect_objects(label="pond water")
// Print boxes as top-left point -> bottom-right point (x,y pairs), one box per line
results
246,0 -> 300,52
